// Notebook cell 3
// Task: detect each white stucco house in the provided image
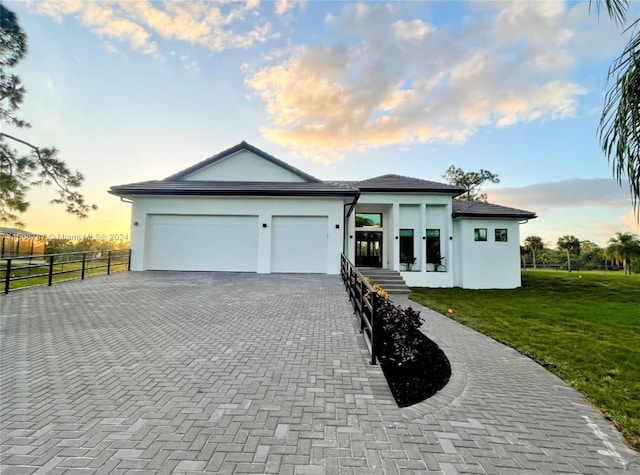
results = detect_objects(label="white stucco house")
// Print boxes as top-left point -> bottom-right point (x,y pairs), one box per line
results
110,141 -> 536,289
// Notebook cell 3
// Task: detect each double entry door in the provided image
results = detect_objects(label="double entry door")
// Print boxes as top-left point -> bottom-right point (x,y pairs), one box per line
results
355,231 -> 382,267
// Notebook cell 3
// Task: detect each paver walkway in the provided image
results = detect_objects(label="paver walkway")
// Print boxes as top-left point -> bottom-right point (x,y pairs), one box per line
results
1,272 -> 637,474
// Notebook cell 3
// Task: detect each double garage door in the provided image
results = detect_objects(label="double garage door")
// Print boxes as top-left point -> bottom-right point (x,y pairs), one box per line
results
145,214 -> 328,273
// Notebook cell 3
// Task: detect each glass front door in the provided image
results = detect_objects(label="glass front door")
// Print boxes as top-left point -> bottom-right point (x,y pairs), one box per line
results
355,231 -> 383,267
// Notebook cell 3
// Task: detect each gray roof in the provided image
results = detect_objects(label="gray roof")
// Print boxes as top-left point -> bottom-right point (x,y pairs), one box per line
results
110,141 -> 361,198
331,174 -> 465,194
109,144 -> 529,216
452,200 -> 536,219
109,180 -> 360,198
165,141 -> 321,183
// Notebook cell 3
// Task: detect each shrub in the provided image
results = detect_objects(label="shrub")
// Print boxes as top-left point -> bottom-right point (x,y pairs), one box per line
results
379,299 -> 424,366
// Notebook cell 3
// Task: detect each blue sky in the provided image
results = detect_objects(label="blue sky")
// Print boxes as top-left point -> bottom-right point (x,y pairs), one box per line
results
4,0 -> 639,247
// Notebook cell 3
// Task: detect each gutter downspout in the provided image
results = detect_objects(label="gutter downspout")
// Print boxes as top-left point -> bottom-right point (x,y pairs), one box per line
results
344,193 -> 360,218
343,193 -> 360,256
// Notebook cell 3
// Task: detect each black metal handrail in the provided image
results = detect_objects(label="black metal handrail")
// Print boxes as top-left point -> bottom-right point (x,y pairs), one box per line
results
1,249 -> 131,294
340,253 -> 382,365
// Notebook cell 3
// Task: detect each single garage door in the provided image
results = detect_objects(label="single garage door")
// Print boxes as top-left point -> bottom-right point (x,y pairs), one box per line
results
271,216 -> 328,273
146,214 -> 258,271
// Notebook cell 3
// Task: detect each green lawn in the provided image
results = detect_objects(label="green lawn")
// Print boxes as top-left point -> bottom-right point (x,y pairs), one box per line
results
1,258 -> 129,291
410,271 -> 640,451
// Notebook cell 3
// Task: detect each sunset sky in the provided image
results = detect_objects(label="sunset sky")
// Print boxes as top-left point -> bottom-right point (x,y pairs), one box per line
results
4,0 -> 639,247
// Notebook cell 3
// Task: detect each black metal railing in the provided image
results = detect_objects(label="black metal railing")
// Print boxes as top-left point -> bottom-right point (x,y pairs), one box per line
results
1,249 -> 131,294
340,253 -> 382,365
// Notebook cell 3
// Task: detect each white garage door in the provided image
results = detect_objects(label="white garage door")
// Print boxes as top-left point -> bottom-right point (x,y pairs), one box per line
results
146,215 -> 258,271
271,216 -> 328,273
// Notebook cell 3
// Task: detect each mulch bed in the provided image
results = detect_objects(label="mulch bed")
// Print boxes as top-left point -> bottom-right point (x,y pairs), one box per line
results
380,331 -> 451,408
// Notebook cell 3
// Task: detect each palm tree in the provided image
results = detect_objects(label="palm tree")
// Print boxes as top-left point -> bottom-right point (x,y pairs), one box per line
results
557,235 -> 581,272
523,236 -> 545,270
595,0 -> 640,216
604,232 -> 640,274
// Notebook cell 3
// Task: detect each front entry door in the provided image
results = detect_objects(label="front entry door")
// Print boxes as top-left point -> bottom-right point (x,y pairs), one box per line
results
355,231 -> 383,267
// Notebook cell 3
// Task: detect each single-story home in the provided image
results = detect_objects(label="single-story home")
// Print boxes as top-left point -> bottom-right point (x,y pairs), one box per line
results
109,141 -> 536,289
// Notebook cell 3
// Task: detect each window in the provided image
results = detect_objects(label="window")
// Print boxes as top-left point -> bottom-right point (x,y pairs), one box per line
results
399,229 -> 414,264
495,229 -> 508,242
425,229 -> 441,263
474,228 -> 487,242
355,213 -> 382,228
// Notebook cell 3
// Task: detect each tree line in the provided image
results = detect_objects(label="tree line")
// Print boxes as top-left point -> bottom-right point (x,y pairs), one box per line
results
522,232 -> 640,274
44,238 -> 129,255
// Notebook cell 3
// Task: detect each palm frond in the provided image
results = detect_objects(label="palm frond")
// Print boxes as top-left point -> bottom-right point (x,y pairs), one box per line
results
590,0 -> 629,26
599,23 -> 640,217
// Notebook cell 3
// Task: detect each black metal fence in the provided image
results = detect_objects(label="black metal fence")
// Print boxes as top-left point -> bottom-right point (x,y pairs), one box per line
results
1,249 -> 131,294
340,253 -> 382,365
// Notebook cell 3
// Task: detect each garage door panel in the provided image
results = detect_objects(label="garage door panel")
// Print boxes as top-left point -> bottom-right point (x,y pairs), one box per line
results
146,215 -> 258,271
271,216 -> 328,273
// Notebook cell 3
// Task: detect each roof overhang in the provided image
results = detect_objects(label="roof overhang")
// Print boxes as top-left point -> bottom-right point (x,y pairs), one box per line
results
357,187 -> 465,195
108,182 -> 360,199
452,211 -> 537,220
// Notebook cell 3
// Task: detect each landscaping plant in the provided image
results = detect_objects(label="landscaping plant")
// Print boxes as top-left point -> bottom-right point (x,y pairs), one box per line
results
365,283 -> 450,407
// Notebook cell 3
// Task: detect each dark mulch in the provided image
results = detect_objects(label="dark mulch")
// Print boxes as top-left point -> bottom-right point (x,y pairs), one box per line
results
380,331 -> 451,408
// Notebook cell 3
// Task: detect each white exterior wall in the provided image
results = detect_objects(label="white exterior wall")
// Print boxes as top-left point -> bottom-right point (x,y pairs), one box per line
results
183,150 -> 307,182
128,196 -> 344,274
453,220 -> 464,287
454,218 -> 523,289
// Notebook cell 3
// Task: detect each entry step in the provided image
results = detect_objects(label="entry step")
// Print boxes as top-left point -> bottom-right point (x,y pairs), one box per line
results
356,268 -> 411,295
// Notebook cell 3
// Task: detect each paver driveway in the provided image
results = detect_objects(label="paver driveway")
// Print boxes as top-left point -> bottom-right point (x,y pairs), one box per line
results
1,272 -> 638,474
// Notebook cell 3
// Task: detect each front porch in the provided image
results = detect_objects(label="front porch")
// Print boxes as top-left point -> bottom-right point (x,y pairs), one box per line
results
344,199 -> 456,288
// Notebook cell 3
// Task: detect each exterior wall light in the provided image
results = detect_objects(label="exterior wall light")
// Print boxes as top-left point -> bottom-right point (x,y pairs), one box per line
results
335,224 -> 340,229
262,223 -> 267,228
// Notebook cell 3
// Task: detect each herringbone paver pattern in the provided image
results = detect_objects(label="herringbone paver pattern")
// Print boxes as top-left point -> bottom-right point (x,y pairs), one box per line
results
1,272 -> 637,474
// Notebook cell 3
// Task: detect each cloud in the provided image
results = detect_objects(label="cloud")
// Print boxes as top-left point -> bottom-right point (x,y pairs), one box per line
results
29,0 -> 277,56
245,1 -> 624,162
598,212 -> 639,242
486,178 -> 632,212
621,211 -> 640,234
274,0 -> 304,16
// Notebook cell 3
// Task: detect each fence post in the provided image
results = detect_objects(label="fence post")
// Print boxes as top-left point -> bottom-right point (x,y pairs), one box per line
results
371,293 -> 381,365
48,255 -> 55,286
359,279 -> 366,333
107,250 -> 112,275
4,259 -> 11,294
81,252 -> 87,280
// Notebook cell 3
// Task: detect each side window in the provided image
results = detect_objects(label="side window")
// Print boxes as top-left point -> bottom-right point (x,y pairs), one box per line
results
400,229 -> 414,263
474,228 -> 487,242
425,229 -> 441,263
495,229 -> 508,242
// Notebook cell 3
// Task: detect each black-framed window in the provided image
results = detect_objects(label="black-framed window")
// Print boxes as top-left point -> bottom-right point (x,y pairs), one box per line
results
474,228 -> 487,242
355,213 -> 382,228
426,229 -> 441,263
495,229 -> 508,242
400,229 -> 414,263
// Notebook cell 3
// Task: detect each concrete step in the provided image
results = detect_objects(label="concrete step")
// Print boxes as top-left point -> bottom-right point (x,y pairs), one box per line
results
357,268 -> 410,295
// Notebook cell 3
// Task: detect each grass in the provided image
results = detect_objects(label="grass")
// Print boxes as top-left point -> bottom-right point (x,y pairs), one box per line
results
410,270 -> 640,451
1,259 -> 129,291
